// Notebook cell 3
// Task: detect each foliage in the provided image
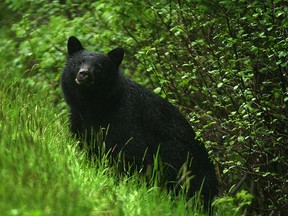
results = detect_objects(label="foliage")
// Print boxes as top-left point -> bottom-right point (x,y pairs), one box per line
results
1,0 -> 287,215
213,190 -> 254,216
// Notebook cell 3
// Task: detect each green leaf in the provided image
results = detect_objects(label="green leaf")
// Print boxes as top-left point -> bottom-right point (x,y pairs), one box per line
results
153,87 -> 162,94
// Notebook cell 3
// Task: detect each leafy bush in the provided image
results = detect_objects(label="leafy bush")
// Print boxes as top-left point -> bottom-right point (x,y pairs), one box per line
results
1,0 -> 287,214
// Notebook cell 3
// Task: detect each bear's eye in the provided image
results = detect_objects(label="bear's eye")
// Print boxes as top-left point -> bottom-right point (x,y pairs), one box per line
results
94,64 -> 102,71
77,60 -> 84,65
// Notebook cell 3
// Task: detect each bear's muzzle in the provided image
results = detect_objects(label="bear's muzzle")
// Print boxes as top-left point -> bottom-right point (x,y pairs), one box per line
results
75,68 -> 94,86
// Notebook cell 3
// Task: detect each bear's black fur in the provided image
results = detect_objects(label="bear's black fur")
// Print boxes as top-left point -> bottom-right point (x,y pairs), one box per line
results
61,36 -> 217,206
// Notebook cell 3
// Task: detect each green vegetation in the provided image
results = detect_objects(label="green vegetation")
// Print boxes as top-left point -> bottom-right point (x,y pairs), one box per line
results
0,0 -> 287,215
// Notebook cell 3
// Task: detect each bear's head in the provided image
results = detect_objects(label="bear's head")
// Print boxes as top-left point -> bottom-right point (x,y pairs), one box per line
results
66,36 -> 124,88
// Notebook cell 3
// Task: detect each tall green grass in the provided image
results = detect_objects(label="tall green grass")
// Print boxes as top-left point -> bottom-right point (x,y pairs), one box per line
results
0,71 -> 241,215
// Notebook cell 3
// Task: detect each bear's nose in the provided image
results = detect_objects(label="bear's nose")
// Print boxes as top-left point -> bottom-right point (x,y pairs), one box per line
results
75,69 -> 94,86
78,70 -> 89,80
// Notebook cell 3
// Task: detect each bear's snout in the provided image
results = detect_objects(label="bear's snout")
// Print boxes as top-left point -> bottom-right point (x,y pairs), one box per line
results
75,68 -> 94,86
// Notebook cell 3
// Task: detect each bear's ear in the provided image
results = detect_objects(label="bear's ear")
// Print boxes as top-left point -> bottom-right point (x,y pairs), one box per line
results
108,47 -> 125,66
68,36 -> 84,56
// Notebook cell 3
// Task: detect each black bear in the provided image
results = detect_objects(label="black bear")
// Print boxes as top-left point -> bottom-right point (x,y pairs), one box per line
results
61,36 -> 217,207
